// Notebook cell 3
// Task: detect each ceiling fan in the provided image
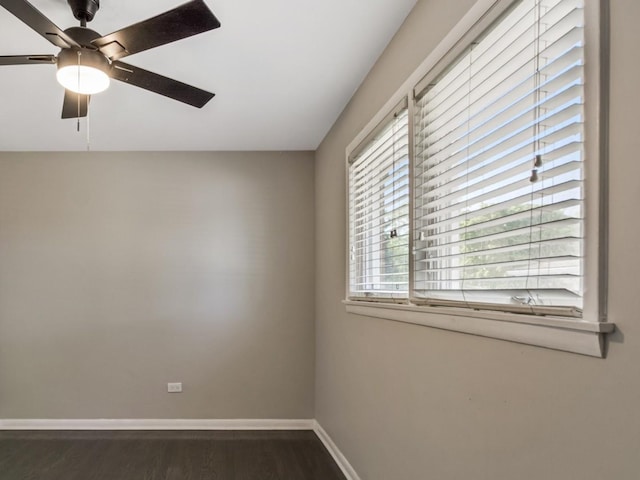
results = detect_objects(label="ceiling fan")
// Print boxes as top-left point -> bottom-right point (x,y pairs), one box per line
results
0,0 -> 220,119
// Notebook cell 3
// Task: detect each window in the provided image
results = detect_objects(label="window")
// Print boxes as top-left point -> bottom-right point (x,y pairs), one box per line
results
413,0 -> 585,316
345,0 -> 612,357
349,101 -> 409,301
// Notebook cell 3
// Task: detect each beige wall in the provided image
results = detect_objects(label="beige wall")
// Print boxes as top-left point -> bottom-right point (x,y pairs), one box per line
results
315,1 -> 640,479
0,151 -> 315,419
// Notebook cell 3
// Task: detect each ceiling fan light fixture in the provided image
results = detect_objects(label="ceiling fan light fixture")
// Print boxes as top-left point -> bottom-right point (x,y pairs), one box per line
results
56,48 -> 110,95
0,0 -> 219,119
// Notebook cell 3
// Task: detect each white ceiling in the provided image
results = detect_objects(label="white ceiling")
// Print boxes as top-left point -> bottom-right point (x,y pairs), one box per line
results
0,0 -> 417,151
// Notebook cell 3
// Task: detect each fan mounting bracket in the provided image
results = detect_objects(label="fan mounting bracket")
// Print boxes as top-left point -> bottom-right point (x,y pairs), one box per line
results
67,0 -> 100,24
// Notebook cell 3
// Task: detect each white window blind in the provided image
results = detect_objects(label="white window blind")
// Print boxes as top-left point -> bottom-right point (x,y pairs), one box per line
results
413,0 -> 585,316
349,103 -> 410,300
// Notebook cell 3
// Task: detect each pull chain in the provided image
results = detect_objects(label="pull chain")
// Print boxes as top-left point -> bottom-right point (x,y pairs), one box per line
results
86,104 -> 91,151
77,50 -> 81,132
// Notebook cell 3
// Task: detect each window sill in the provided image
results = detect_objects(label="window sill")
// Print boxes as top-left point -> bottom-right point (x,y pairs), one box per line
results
343,300 -> 614,357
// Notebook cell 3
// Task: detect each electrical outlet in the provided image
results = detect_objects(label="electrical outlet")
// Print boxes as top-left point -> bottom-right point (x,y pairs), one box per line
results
167,382 -> 182,393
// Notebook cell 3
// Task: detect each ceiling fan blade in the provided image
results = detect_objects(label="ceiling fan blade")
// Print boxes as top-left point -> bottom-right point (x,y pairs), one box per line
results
61,90 -> 89,119
0,0 -> 80,48
0,54 -> 55,65
92,0 -> 220,61
111,61 -> 214,108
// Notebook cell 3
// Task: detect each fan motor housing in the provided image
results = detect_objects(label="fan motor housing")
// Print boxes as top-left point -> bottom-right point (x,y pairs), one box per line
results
64,27 -> 102,47
68,0 -> 100,23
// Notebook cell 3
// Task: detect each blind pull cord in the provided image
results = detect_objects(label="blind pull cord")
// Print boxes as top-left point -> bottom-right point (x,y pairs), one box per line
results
523,0 -> 545,311
390,114 -> 398,240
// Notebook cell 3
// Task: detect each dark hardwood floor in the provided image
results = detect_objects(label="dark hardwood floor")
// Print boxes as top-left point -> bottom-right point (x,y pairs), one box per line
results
0,430 -> 347,480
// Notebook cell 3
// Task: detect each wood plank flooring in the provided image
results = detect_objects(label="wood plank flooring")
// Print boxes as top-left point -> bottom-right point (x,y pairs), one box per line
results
0,430 -> 347,480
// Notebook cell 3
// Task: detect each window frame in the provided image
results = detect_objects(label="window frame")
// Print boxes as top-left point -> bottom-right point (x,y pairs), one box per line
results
344,0 -> 613,357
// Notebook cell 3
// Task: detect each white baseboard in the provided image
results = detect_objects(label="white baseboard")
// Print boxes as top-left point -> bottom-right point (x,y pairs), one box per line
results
0,418 -> 315,430
313,421 -> 361,480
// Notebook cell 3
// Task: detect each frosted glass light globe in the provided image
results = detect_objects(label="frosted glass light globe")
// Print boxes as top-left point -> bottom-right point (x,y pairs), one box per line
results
56,65 -> 110,95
